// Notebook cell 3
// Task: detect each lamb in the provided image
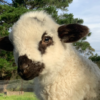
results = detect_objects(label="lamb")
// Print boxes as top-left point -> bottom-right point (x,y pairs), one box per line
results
0,11 -> 100,100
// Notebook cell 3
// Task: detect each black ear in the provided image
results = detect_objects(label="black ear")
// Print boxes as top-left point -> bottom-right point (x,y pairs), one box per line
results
58,24 -> 89,43
0,36 -> 13,51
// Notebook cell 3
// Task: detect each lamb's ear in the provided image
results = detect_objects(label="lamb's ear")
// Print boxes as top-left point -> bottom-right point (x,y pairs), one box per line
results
58,24 -> 89,43
0,36 -> 13,51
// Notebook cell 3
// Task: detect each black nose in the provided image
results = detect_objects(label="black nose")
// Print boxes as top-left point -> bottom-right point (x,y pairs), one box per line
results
17,55 -> 45,80
18,55 -> 31,75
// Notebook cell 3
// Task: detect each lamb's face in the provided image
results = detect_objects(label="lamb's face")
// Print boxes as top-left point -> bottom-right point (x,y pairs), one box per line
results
9,12 -> 66,80
0,11 -> 89,80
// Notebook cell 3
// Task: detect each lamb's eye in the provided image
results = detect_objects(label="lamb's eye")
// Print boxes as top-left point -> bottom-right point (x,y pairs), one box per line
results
44,37 -> 51,42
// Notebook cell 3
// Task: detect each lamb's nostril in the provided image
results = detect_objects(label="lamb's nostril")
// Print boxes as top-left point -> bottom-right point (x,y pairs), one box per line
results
18,67 -> 29,75
18,64 -> 29,75
24,65 -> 29,69
24,69 -> 28,74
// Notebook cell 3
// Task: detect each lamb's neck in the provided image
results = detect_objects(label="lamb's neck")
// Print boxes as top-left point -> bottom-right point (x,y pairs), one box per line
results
57,44 -> 88,79
58,43 -> 99,79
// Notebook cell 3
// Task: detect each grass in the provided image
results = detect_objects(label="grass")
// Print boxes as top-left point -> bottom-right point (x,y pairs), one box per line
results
0,92 -> 38,100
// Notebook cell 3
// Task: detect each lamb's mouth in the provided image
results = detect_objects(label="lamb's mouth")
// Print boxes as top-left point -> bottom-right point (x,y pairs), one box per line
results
17,55 -> 45,80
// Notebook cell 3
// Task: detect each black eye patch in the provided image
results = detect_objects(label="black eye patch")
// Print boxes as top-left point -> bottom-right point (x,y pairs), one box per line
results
38,32 -> 54,54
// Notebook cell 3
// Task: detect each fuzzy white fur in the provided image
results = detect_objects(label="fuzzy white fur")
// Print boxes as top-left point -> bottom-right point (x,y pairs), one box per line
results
9,11 -> 100,100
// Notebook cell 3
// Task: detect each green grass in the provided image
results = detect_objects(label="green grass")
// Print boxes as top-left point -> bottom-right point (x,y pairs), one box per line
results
0,92 -> 38,100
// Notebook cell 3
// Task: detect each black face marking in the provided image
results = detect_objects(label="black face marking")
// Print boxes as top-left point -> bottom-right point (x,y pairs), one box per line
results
18,55 -> 45,80
38,32 -> 54,54
42,32 -> 47,39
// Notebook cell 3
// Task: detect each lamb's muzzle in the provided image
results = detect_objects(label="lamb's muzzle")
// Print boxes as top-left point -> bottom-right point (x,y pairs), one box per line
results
18,55 -> 45,80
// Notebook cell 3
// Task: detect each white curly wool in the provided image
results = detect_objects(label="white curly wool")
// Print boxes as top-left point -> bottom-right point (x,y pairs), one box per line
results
8,11 -> 100,100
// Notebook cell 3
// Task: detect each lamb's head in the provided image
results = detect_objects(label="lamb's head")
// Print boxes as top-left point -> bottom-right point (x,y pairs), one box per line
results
0,11 -> 89,80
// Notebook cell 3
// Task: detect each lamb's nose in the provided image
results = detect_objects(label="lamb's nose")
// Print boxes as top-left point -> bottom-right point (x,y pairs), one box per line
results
18,55 -> 29,75
18,64 -> 29,75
